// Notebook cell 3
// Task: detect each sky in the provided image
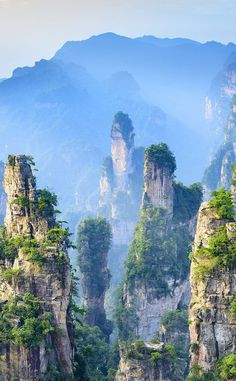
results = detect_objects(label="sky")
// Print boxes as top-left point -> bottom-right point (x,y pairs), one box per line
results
0,0 -> 236,78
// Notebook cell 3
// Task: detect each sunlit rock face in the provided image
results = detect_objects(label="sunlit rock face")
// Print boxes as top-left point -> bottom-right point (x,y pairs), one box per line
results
189,200 -> 236,371
115,144 -> 202,381
115,342 -> 173,381
0,155 -> 74,381
142,144 -> 174,216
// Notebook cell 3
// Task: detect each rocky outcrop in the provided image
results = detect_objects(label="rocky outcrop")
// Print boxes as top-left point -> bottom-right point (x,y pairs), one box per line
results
115,144 -> 202,381
189,198 -> 236,372
111,112 -> 134,191
115,342 -> 174,381
0,155 -> 74,381
77,217 -> 112,340
99,112 -> 143,246
99,113 -> 144,293
142,144 -> 175,216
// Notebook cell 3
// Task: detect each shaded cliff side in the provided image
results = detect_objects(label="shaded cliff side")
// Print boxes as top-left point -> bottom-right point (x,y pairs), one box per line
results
0,161 -> 6,224
203,94 -> 236,196
189,188 -> 236,379
77,216 -> 112,341
0,155 -> 74,381
115,143 -> 202,381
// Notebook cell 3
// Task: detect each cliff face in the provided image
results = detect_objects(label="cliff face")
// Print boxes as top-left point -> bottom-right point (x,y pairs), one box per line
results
115,342 -> 174,381
99,113 -> 144,293
111,112 -> 134,191
205,57 -> 236,128
115,144 -> 202,381
77,217 -> 112,340
203,96 -> 236,195
142,144 -> 174,215
0,155 -> 73,381
189,194 -> 236,373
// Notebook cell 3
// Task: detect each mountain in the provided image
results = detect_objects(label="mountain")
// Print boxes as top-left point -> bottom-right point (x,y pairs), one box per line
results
0,33 -> 235,220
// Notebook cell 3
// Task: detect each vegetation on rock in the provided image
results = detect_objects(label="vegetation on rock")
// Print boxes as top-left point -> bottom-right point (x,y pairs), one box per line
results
145,143 -> 176,174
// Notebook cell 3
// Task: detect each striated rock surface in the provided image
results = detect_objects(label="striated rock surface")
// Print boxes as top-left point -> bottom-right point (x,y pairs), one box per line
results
142,144 -> 175,216
0,155 -> 74,381
99,113 -> 144,293
115,342 -> 173,381
115,144 -> 202,381
189,198 -> 236,372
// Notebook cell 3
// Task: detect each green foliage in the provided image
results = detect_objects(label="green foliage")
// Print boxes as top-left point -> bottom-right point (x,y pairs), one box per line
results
230,297 -> 236,319
191,226 -> 236,280
150,351 -> 162,364
0,292 -> 54,348
8,155 -> 14,166
1,267 -> 21,281
113,112 -> 134,146
187,353 -> 236,381
125,207 -> 190,293
161,310 -> 188,333
209,189 -> 234,219
231,164 -> 236,186
12,196 -> 30,208
173,182 -> 203,222
0,227 -> 20,261
217,352 -> 236,380
77,217 -> 112,294
35,189 -> 58,218
74,322 -> 119,381
145,143 -> 176,174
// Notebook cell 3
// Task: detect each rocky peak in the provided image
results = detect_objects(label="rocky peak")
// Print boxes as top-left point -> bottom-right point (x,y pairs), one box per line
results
189,190 -> 236,374
111,112 -> 135,190
4,155 -> 55,240
0,154 -> 74,380
142,143 -> 176,215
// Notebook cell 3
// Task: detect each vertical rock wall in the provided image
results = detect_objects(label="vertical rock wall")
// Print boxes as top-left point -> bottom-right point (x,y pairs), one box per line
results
0,155 -> 74,381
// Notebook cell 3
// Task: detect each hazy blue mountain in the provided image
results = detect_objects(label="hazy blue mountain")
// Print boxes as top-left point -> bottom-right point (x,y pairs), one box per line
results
0,33 -> 235,220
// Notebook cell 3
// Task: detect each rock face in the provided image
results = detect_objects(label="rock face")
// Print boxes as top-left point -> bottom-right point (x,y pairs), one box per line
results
77,217 -> 112,340
142,144 -> 174,215
115,342 -> 173,381
205,54 -> 236,133
111,112 -> 134,191
0,155 -> 74,381
115,144 -> 202,381
99,112 -> 144,290
203,96 -> 236,195
189,199 -> 236,371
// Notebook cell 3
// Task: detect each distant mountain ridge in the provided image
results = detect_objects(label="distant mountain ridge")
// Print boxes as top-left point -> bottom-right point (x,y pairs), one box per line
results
0,33 -> 235,220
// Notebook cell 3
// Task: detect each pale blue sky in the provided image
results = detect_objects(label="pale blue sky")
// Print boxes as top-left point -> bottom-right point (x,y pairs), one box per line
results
0,0 -> 235,77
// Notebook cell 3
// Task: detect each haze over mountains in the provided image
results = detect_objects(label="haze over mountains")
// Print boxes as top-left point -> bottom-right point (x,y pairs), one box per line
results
0,33 -> 235,218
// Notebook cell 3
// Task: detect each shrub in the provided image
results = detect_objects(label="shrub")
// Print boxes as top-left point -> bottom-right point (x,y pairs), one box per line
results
0,292 -> 54,348
145,143 -> 176,174
217,352 -> 236,380
209,189 -> 234,219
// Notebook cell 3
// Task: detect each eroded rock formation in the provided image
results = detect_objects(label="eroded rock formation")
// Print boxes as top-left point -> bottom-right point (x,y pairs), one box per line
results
99,112 -> 144,292
0,155 -> 74,381
189,196 -> 236,373
115,144 -> 202,381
